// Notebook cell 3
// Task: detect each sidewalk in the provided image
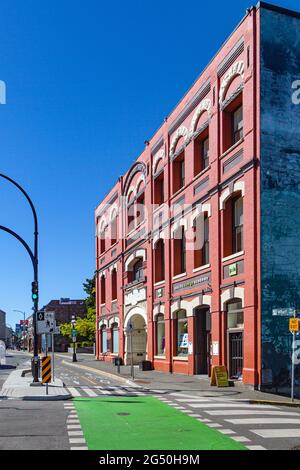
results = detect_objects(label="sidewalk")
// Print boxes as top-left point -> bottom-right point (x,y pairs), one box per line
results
0,368 -> 71,401
58,352 -> 300,405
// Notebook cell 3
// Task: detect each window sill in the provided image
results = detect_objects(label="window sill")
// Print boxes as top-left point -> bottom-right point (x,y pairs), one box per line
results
172,272 -> 187,280
193,264 -> 210,273
154,280 -> 165,287
100,303 -> 106,307
222,251 -> 244,263
221,137 -> 244,160
154,355 -> 166,360
173,356 -> 188,361
193,165 -> 211,181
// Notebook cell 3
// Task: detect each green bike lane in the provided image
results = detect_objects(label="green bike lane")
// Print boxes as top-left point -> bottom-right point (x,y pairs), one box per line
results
73,396 -> 246,450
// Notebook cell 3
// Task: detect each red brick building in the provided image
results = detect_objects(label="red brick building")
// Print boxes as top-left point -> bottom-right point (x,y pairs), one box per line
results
95,2 -> 300,390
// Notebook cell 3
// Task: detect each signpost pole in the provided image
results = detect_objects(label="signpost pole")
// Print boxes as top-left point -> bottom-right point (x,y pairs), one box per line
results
51,331 -> 55,383
292,330 -> 295,402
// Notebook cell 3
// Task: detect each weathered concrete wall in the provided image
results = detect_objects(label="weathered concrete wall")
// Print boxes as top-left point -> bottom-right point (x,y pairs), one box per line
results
260,6 -> 300,396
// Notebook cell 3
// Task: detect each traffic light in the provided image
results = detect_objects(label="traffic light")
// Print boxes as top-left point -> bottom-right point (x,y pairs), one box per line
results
31,281 -> 38,302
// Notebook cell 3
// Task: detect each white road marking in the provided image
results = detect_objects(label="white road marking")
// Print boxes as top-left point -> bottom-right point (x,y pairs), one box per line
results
207,423 -> 223,428
69,438 -> 86,444
170,393 -> 198,399
82,387 -> 98,397
67,387 -> 81,397
227,417 -> 300,425
96,387 -> 111,395
219,429 -> 236,435
189,403 -> 279,409
67,425 -> 81,429
71,447 -> 88,450
68,431 -> 84,436
206,409 -> 300,416
251,429 -> 300,438
246,445 -> 266,451
231,436 -> 250,442
174,398 -> 212,403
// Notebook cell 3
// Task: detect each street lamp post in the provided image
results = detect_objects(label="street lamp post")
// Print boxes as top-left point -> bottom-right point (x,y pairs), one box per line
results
0,173 -> 39,382
71,315 -> 77,362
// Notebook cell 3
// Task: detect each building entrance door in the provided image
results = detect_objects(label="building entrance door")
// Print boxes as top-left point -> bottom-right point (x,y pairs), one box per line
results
229,331 -> 243,379
194,307 -> 211,375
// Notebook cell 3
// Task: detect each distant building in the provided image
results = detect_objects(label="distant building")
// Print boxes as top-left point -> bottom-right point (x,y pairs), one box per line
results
0,310 -> 6,342
43,298 -> 87,352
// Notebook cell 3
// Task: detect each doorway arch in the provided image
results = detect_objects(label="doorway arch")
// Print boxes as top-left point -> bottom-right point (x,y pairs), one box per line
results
124,306 -> 147,365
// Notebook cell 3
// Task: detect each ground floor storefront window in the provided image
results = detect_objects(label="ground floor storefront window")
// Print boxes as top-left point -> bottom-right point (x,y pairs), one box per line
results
175,310 -> 188,356
156,314 -> 165,355
101,326 -> 107,353
112,323 -> 119,354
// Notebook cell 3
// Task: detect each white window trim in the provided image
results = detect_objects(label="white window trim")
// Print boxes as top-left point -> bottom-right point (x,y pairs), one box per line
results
172,272 -> 186,280
193,264 -> 211,273
222,251 -> 244,263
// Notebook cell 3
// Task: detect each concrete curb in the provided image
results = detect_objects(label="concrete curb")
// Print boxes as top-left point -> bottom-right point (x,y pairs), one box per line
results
248,399 -> 300,407
61,359 -> 139,388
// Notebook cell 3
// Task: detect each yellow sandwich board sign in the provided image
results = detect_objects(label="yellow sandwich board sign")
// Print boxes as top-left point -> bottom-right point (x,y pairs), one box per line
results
41,356 -> 51,384
210,365 -> 229,387
289,318 -> 299,332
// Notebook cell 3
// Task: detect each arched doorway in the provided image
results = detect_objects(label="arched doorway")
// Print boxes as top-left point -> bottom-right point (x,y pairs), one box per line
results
194,306 -> 211,376
124,308 -> 147,365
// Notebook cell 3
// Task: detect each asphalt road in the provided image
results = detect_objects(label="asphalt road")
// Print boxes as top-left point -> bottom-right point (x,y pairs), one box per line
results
2,351 -> 300,450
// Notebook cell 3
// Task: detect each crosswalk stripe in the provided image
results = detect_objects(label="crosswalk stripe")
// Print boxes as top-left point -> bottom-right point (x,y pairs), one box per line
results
189,403 -> 279,409
232,436 -> 250,443
170,393 -> 199,399
246,445 -> 266,451
67,387 -> 81,397
82,388 -> 98,397
219,429 -> 236,435
96,387 -> 111,394
206,409 -> 300,416
174,398 -> 212,403
227,418 -> 300,425
251,429 -> 300,438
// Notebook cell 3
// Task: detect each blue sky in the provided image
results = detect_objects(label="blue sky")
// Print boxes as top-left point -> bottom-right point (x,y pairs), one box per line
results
0,0 -> 298,328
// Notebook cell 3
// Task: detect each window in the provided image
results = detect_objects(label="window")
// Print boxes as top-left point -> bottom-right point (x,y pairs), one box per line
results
233,196 -> 243,253
136,192 -> 145,226
100,275 -> 106,304
172,152 -> 185,194
232,105 -> 243,144
175,310 -> 188,356
100,231 -> 105,254
156,314 -> 165,356
222,94 -> 243,152
111,323 -> 119,354
173,226 -> 186,276
154,172 -> 164,206
227,301 -> 244,329
101,326 -> 107,353
154,239 -> 165,283
223,193 -> 243,257
111,216 -> 117,246
194,133 -> 209,176
127,202 -> 135,232
133,258 -> 144,282
111,269 -> 117,301
194,214 -> 209,268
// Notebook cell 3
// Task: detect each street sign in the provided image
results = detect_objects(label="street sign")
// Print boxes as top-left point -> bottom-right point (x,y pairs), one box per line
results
41,356 -> 51,384
37,311 -> 55,334
71,329 -> 77,337
289,318 -> 300,332
37,311 -> 44,321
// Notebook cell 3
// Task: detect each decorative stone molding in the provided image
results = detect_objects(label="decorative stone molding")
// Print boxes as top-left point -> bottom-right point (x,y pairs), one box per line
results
136,174 -> 146,193
124,306 -> 147,329
189,99 -> 211,136
125,287 -> 147,307
99,270 -> 106,278
153,304 -> 165,319
152,230 -> 165,248
125,248 -> 147,271
219,60 -> 244,105
171,219 -> 188,238
109,263 -> 117,273
169,126 -> 189,157
109,204 -> 118,220
108,316 -> 120,327
171,295 -> 211,318
99,319 -> 108,328
221,286 -> 244,310
126,186 -> 136,203
219,180 -> 245,210
152,148 -> 165,175
191,203 -> 212,225
123,162 -> 147,197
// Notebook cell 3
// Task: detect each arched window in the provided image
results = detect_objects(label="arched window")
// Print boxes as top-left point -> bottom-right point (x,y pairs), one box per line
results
100,275 -> 106,304
136,191 -> 145,226
223,193 -> 243,257
111,214 -> 117,246
175,310 -> 188,357
223,92 -> 243,152
156,314 -> 165,356
194,214 -> 209,268
111,268 -> 117,301
154,239 -> 165,283
194,129 -> 209,176
226,299 -> 244,379
154,172 -> 164,206
111,322 -> 119,354
133,258 -> 144,282
173,226 -> 186,276
101,326 -> 107,353
172,151 -> 185,194
127,191 -> 135,232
